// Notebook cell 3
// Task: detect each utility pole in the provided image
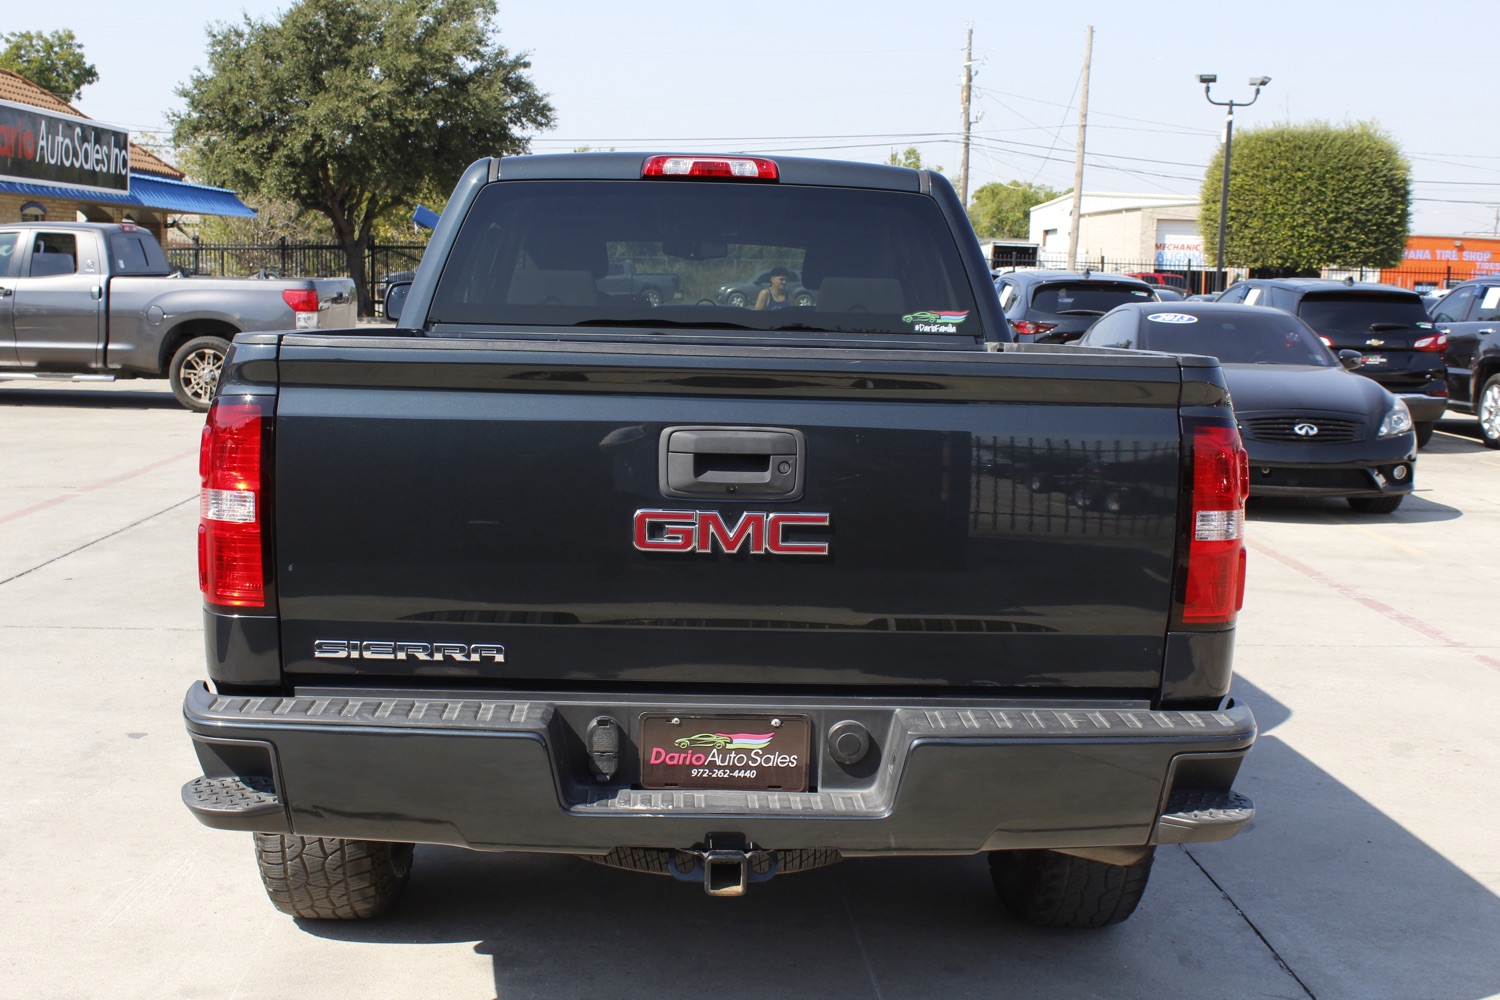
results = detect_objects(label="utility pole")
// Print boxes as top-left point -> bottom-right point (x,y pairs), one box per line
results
959,24 -> 974,209
1066,26 -> 1093,270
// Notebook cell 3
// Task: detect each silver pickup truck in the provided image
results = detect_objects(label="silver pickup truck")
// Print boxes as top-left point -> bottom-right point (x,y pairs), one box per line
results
0,222 -> 355,410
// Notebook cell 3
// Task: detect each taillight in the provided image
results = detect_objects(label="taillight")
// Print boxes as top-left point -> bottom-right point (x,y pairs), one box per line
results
1179,421 -> 1249,627
641,155 -> 779,180
1013,320 -> 1058,338
199,400 -> 269,609
1413,332 -> 1447,352
281,289 -> 318,312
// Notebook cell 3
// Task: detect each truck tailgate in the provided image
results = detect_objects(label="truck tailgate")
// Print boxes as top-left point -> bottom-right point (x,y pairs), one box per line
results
271,337 -> 1187,693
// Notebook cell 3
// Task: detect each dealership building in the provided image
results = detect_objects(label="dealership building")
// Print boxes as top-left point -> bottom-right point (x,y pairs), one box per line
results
0,69 -> 254,244
1027,192 -> 1204,269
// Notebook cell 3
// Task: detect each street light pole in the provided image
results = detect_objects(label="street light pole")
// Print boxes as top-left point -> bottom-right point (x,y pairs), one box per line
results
1199,74 -> 1270,292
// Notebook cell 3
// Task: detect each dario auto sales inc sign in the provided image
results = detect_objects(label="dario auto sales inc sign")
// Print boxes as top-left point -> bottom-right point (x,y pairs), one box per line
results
0,98 -> 131,194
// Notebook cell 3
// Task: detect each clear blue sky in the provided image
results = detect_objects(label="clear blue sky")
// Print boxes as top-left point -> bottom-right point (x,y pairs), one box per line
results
18,0 -> 1500,236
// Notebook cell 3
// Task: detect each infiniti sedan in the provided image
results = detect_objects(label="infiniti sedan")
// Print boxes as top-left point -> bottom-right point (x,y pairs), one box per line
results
1075,302 -> 1417,513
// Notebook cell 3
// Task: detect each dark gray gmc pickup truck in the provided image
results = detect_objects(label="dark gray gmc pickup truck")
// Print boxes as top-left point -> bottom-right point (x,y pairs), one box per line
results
181,152 -> 1256,929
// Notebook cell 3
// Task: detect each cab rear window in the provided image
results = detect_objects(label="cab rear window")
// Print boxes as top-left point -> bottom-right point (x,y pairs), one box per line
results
428,180 -> 982,339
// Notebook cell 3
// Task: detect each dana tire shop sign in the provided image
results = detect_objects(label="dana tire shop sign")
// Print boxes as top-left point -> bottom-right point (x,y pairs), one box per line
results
0,98 -> 131,194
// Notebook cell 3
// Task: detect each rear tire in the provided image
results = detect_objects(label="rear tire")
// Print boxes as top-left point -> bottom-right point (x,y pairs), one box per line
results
641,287 -> 662,307
988,848 -> 1154,928
726,291 -> 748,308
1479,375 -> 1500,449
1348,495 -> 1404,514
168,335 -> 230,412
1414,421 -> 1436,448
254,833 -> 414,920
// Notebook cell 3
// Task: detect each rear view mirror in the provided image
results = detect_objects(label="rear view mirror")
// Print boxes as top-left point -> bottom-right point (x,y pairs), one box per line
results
1337,349 -> 1363,370
384,282 -> 412,323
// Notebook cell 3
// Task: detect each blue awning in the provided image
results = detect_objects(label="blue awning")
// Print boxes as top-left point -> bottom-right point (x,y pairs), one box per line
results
129,175 -> 258,217
0,172 -> 257,218
0,179 -> 136,205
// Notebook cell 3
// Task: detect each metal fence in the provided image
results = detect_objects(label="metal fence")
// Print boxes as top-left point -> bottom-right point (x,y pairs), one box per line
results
998,255 -> 1222,295
164,238 -> 427,299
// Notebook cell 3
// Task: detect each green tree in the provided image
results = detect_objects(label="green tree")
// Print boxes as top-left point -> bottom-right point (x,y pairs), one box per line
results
887,146 -> 943,172
171,0 -> 554,315
1200,121 -> 1410,273
0,29 -> 99,102
968,180 -> 1065,239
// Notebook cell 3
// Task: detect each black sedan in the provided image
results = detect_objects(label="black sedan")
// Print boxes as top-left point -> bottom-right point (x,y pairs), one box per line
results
1076,302 -> 1417,513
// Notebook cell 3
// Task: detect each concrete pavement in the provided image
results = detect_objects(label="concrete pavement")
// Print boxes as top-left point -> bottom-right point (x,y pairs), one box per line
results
2,378 -> 1497,1000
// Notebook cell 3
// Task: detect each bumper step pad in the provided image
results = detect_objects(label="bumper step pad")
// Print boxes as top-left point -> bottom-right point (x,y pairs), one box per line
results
1155,789 -> 1254,843
182,775 -> 286,831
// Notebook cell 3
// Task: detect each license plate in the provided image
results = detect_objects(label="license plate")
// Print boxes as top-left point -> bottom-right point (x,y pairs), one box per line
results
639,714 -> 810,792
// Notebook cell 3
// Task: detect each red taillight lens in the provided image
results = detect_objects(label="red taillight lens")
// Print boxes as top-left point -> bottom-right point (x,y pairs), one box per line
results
199,401 -> 267,608
641,155 -> 779,180
281,289 -> 318,312
1413,332 -> 1447,351
1180,422 -> 1249,626
1013,320 -> 1058,337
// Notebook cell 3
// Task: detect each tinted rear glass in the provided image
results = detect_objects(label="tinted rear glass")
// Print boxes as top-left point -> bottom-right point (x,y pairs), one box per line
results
1139,310 -> 1334,366
429,180 -> 982,337
1296,292 -> 1431,335
1029,282 -> 1153,315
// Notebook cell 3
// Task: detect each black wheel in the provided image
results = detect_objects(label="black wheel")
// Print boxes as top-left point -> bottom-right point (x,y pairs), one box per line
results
168,335 -> 230,412
1414,421 -> 1436,448
641,287 -> 662,307
1479,375 -> 1500,449
988,848 -> 1154,928
253,833 -> 414,920
1348,494 -> 1405,514
726,291 -> 748,308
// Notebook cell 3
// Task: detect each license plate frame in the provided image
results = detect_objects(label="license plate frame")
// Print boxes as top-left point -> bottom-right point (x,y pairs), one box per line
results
639,714 -> 811,792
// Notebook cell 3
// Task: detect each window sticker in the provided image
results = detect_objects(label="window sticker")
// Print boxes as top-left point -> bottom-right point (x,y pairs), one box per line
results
1147,312 -> 1198,324
903,310 -> 969,332
1482,287 -> 1500,311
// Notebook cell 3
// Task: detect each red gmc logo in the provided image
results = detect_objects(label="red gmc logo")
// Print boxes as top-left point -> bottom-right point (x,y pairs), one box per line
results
634,509 -> 831,556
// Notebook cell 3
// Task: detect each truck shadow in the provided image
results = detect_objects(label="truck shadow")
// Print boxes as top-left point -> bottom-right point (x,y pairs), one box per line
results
1431,416 -> 1484,447
298,677 -> 1500,1000
1248,492 -> 1462,525
0,386 -> 186,410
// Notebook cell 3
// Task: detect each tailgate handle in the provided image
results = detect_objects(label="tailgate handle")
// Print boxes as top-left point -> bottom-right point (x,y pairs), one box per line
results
660,426 -> 805,500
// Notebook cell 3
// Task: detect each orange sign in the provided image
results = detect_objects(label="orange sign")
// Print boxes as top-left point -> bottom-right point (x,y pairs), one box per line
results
1382,235 -> 1500,289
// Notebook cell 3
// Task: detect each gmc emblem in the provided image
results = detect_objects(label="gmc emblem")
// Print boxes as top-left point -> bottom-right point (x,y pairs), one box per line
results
634,509 -> 831,556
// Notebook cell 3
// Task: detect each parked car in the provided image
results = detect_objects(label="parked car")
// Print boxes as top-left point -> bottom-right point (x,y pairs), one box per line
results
594,259 -> 681,306
717,268 -> 815,308
994,270 -> 1157,343
1125,271 -> 1189,292
1077,301 -> 1417,513
1218,278 -> 1446,447
1428,275 -> 1500,447
0,222 -> 356,410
